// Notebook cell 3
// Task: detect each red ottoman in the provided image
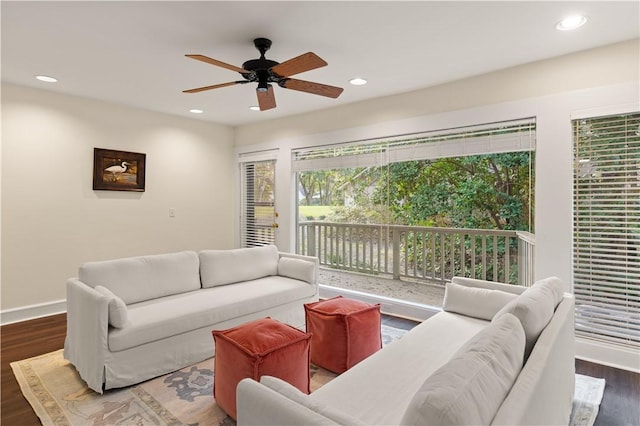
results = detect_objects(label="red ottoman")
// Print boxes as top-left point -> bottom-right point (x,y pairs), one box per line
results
212,318 -> 311,420
305,296 -> 382,373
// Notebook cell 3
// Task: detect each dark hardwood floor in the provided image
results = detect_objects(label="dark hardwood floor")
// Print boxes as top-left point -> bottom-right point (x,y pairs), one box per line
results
575,358 -> 640,426
1,313 -> 638,425
1,313 -> 67,426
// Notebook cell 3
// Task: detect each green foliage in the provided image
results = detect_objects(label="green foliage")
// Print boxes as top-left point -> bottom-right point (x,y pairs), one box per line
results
374,152 -> 534,231
328,204 -> 390,225
298,153 -> 533,232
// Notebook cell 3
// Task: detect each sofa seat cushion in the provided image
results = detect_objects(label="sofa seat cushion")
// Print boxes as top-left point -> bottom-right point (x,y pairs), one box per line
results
108,276 -> 315,352
200,245 -> 279,288
400,313 -> 525,426
309,311 -> 489,425
79,251 -> 201,304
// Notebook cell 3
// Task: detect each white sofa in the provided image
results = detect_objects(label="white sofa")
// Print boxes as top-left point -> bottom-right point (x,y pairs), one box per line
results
64,245 -> 318,393
237,276 -> 575,426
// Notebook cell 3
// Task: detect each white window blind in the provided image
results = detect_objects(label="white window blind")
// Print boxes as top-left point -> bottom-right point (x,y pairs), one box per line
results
388,119 -> 535,163
573,112 -> 640,348
292,118 -> 535,171
239,154 -> 277,247
292,143 -> 387,172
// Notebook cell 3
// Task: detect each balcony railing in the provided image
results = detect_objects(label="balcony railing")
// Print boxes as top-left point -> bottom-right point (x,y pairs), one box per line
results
298,221 -> 535,286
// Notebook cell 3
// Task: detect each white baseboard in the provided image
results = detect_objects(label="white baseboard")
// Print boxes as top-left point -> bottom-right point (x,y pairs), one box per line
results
319,284 -> 440,322
1,300 -> 67,326
576,337 -> 640,373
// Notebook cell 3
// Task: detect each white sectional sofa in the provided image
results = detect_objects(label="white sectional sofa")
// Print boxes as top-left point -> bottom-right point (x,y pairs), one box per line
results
64,245 -> 318,393
237,276 -> 575,426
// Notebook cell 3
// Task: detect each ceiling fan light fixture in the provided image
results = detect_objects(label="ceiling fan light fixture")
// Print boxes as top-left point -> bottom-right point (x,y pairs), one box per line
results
349,77 -> 367,86
556,15 -> 588,31
257,81 -> 270,93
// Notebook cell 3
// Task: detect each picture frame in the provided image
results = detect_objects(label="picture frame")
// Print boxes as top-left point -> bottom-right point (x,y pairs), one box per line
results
93,148 -> 146,192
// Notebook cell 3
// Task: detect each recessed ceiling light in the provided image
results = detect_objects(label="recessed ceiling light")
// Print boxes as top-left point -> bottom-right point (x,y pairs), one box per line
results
189,109 -> 204,114
249,106 -> 260,111
35,75 -> 57,83
349,77 -> 367,86
556,15 -> 588,31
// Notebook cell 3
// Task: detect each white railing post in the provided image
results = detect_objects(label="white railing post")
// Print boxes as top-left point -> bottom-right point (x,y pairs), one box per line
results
308,223 -> 316,257
516,231 -> 536,286
392,228 -> 401,280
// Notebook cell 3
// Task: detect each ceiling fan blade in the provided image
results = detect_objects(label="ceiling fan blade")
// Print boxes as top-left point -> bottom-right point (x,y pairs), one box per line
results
183,81 -> 239,93
281,78 -> 344,98
185,54 -> 248,74
270,52 -> 327,77
257,86 -> 277,111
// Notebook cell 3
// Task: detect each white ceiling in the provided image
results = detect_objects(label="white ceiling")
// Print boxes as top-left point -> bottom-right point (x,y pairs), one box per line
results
2,1 -> 638,127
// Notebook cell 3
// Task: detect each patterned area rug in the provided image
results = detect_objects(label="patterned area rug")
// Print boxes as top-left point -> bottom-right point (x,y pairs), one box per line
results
12,325 -> 606,426
11,324 -> 403,426
569,374 -> 606,426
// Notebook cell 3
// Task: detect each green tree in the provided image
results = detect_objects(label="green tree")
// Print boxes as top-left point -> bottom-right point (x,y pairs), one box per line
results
373,152 -> 534,231
298,170 -> 341,205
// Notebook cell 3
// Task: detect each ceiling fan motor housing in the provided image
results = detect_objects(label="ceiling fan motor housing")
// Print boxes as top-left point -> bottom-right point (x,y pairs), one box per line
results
242,38 -> 284,88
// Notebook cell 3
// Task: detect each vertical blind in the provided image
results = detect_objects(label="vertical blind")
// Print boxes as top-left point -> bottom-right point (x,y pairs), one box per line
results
239,151 -> 277,247
573,112 -> 640,348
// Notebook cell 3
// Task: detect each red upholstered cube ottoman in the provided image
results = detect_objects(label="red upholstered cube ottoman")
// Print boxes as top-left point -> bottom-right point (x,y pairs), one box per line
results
304,296 -> 382,373
212,317 -> 311,420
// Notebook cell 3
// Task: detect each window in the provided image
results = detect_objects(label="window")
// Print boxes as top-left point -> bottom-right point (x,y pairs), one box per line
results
239,150 -> 278,247
293,118 -> 536,296
573,112 -> 640,348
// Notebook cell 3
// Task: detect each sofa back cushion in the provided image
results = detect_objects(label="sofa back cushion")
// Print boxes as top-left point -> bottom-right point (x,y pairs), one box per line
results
493,276 -> 564,360
443,282 -> 517,320
200,245 -> 279,288
400,314 -> 525,426
79,251 -> 200,304
532,276 -> 565,307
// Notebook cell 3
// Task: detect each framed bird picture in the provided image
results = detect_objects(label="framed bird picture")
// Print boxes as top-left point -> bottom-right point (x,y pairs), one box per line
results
93,148 -> 146,192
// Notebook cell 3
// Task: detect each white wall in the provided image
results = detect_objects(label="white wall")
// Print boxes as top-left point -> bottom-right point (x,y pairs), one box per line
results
233,40 -> 640,370
1,84 -> 235,320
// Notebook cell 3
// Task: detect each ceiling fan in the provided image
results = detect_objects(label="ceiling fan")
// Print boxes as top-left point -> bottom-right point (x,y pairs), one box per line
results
183,38 -> 344,111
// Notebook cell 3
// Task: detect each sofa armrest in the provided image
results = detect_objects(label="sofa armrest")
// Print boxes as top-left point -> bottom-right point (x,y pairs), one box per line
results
63,278 -> 110,393
451,276 -> 527,295
236,378 -> 339,425
259,376 -> 366,425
